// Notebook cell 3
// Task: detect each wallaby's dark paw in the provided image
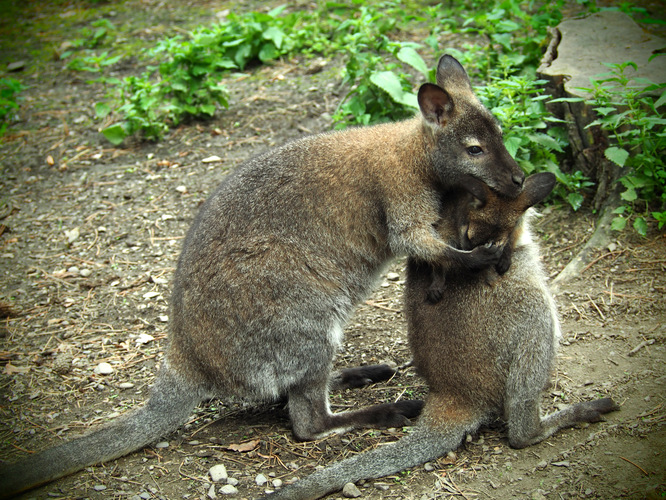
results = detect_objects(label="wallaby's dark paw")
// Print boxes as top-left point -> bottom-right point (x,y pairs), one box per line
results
376,400 -> 425,427
426,285 -> 444,304
495,246 -> 512,275
467,243 -> 503,270
332,364 -> 396,389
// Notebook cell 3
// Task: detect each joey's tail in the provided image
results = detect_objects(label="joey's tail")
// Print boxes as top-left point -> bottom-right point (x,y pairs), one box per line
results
0,365 -> 201,498
267,423 -> 471,500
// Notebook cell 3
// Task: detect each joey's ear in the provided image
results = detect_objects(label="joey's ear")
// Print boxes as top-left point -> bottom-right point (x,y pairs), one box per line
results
458,174 -> 488,206
435,55 -> 473,94
520,172 -> 556,209
418,83 -> 453,126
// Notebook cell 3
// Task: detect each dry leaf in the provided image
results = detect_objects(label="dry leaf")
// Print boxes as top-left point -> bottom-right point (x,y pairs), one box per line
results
226,439 -> 260,452
4,363 -> 29,375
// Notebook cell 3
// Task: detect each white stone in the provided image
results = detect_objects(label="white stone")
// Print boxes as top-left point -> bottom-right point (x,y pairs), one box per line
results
255,473 -> 268,486
209,464 -> 228,482
94,362 -> 113,375
220,485 -> 238,495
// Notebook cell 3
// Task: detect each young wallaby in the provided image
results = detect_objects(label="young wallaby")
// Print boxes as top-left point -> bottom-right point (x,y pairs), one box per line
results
0,55 -> 526,497
267,172 -> 619,500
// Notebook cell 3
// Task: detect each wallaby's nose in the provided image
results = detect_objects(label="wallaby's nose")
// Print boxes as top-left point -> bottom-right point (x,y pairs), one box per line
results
513,171 -> 525,188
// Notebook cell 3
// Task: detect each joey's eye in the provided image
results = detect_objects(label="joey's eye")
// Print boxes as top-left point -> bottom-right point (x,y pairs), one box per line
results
467,145 -> 483,156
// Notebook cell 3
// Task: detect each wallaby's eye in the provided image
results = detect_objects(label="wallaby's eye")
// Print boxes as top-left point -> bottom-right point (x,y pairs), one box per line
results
467,145 -> 483,156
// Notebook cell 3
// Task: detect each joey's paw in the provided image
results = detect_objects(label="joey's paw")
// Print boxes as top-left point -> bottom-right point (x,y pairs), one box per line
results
468,243 -> 503,270
426,285 -> 445,304
495,247 -> 512,275
333,364 -> 396,389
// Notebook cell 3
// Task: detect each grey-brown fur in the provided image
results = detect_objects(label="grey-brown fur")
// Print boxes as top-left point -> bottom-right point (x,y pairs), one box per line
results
0,55 -> 525,497
268,173 -> 619,500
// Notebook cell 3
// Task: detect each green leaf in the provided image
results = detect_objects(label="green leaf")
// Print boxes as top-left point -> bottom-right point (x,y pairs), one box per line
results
258,42 -> 279,62
95,102 -> 111,119
199,103 -> 216,116
396,47 -> 428,77
369,71 -> 417,108
621,186 -> 637,202
526,133 -> 564,152
566,192 -> 584,211
604,146 -> 629,167
611,215 -> 627,231
654,90 -> 666,109
263,26 -> 285,49
503,135 -> 523,158
101,123 -> 128,145
633,216 -> 648,237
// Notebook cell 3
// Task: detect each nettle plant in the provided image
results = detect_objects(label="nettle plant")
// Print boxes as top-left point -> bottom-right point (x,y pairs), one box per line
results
579,61 -> 666,236
99,5 -> 313,143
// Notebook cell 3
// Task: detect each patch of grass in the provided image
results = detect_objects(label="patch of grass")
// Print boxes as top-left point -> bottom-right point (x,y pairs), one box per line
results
0,78 -> 23,138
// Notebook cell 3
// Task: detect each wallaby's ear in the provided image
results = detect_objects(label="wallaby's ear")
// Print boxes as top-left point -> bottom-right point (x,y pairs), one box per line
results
418,83 -> 453,126
435,55 -> 473,94
458,174 -> 488,206
521,172 -> 556,209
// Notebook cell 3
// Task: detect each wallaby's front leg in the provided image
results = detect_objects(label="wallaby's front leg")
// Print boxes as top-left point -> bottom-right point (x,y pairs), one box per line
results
288,380 -> 424,441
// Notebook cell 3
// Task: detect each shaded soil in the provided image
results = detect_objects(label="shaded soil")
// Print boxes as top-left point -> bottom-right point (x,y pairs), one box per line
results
0,1 -> 664,499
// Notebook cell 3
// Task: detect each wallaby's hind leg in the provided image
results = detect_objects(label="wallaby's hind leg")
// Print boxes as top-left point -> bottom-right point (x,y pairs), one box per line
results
506,395 -> 619,449
330,364 -> 397,390
288,379 -> 423,441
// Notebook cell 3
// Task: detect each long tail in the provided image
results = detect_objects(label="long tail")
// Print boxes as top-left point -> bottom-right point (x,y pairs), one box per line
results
0,365 -> 201,498
268,423 -> 471,500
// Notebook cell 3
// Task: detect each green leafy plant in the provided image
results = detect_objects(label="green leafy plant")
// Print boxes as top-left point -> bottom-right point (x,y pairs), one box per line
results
0,78 -> 23,137
578,61 -> 666,235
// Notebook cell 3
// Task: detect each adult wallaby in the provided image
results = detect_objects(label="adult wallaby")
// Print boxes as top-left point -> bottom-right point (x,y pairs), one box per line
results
268,172 -> 619,500
0,55 -> 525,497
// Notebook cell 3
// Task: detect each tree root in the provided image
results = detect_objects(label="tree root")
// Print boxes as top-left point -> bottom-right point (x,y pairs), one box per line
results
550,189 -> 621,294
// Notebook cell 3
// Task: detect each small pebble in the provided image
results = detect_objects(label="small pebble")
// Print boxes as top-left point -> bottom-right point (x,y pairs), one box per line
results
118,382 -> 135,389
386,272 -> 400,281
94,362 -> 113,375
155,441 -> 169,448
272,479 -> 283,488
227,478 -> 239,486
342,482 -> 362,498
256,473 -> 268,486
209,464 -> 228,482
219,485 -> 238,495
93,485 -> 107,491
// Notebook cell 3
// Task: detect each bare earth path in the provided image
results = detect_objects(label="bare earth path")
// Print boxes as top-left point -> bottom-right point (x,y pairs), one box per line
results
0,1 -> 664,499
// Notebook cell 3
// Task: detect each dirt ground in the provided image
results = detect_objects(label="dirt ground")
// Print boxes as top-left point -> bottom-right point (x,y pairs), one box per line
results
0,1 -> 664,499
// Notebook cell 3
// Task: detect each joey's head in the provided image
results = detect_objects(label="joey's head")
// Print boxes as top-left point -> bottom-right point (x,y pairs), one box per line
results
455,172 -> 556,251
418,55 -> 525,198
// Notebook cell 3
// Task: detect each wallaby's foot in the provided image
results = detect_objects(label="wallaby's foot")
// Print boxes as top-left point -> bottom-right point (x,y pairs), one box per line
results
572,397 -> 620,422
372,400 -> 425,428
331,364 -> 397,390
289,382 -> 424,441
508,397 -> 620,449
